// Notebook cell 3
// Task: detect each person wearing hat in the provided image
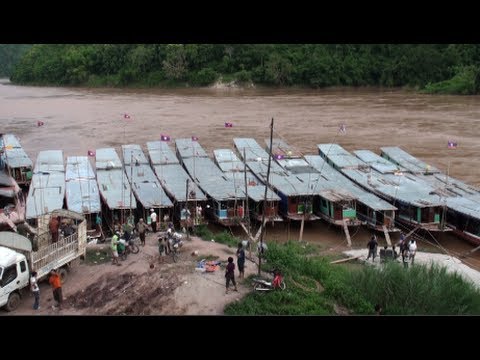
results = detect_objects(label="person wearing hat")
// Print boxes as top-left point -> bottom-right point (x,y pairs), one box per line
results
150,209 -> 157,233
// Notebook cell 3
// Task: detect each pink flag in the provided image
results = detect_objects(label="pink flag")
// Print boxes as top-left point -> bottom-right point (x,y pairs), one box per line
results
161,134 -> 171,141
447,140 -> 457,149
275,154 -> 285,160
191,136 -> 199,141
224,122 -> 233,128
37,120 -> 45,127
87,150 -> 96,157
124,113 -> 131,119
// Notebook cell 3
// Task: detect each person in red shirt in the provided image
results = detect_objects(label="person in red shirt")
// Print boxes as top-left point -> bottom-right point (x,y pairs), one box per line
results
225,257 -> 238,294
49,216 -> 60,243
49,269 -> 63,310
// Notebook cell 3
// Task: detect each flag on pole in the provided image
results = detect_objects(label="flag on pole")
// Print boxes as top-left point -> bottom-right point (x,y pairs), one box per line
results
123,113 -> 131,119
37,120 -> 45,127
447,140 -> 457,149
224,122 -> 233,128
87,150 -> 96,157
275,154 -> 285,160
160,134 -> 171,141
339,123 -> 346,134
191,136 -> 199,141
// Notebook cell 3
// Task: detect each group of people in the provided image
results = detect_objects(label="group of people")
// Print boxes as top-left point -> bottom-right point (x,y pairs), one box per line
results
29,268 -> 63,311
366,232 -> 417,267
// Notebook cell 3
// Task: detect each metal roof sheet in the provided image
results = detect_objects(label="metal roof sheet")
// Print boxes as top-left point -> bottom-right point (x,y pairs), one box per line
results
95,148 -> 123,170
304,155 -> 397,211
34,150 -> 64,173
1,134 -> 33,169
380,146 -> 441,174
96,169 -> 136,210
233,138 -> 270,161
65,156 -> 100,214
122,144 -> 149,165
65,179 -> 101,214
265,138 -> 302,158
354,149 -> 403,174
146,141 -> 180,165
26,150 -> 65,219
213,148 -> 280,202
152,163 -> 207,202
65,156 -> 95,181
317,144 -> 364,169
175,138 -> 209,159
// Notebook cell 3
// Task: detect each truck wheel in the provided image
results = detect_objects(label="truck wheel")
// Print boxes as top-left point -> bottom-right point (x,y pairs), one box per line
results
5,292 -> 20,312
58,268 -> 68,284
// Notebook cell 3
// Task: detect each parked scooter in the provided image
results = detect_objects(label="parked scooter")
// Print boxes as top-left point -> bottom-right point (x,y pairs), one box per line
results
252,269 -> 286,291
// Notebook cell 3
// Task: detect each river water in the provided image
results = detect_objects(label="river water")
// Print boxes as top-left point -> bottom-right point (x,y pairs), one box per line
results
1,80 -> 480,269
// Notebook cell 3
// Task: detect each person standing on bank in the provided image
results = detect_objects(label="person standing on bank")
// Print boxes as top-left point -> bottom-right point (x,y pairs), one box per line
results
137,218 -> 147,246
225,257 -> 238,294
150,209 -> 157,233
30,271 -> 40,310
49,269 -> 63,310
236,242 -> 245,279
366,234 -> 378,262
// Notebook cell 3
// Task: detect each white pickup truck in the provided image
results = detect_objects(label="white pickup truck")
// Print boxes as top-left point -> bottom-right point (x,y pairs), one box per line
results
0,209 -> 87,311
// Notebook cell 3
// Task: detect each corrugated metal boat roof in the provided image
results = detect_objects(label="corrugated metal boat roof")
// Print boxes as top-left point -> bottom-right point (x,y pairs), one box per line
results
304,155 -> 397,211
381,146 -> 441,174
213,148 -> 280,202
122,144 -> 149,165
233,138 -> 270,161
318,144 -> 365,169
122,145 -> 173,208
34,150 -> 64,173
213,149 -> 245,172
146,141 -> 180,165
181,157 -> 246,201
26,150 -> 65,219
95,148 -> 136,210
96,148 -> 123,170
152,163 -> 207,202
320,144 -> 442,208
65,156 -> 101,214
354,150 -> 402,174
175,138 -> 209,159
1,134 -> 33,169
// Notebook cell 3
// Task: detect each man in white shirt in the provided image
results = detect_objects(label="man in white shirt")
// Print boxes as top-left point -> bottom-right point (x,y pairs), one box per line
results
30,271 -> 40,310
150,209 -> 157,233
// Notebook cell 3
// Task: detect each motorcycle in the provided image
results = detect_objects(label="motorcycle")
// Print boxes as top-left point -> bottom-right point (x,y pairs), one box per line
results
158,230 -> 183,262
252,269 -> 286,291
118,237 -> 140,260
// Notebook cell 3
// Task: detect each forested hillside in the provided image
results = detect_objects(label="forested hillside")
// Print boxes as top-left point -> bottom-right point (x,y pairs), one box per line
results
10,44 -> 480,94
0,44 -> 32,76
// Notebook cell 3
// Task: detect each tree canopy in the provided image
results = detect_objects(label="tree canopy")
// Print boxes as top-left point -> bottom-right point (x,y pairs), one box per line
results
9,44 -> 480,94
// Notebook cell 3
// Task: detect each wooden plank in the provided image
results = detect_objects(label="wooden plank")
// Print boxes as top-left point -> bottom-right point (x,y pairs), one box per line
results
343,220 -> 352,247
382,225 -> 392,246
330,255 -> 361,264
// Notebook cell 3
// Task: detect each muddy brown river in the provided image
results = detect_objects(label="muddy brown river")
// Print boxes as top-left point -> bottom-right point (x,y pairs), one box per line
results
1,80 -> 480,269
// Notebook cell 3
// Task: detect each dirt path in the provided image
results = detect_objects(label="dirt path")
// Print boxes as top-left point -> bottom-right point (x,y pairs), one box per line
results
2,233 -> 258,316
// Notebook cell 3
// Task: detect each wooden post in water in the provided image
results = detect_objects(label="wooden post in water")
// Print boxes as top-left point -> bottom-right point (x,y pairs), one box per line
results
258,117 -> 274,276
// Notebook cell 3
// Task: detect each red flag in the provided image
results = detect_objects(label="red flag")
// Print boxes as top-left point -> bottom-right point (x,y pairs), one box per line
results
191,136 -> 199,141
447,140 -> 457,149
87,150 -> 96,157
224,122 -> 233,128
160,134 -> 171,141
124,113 -> 131,119
37,120 -> 45,127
